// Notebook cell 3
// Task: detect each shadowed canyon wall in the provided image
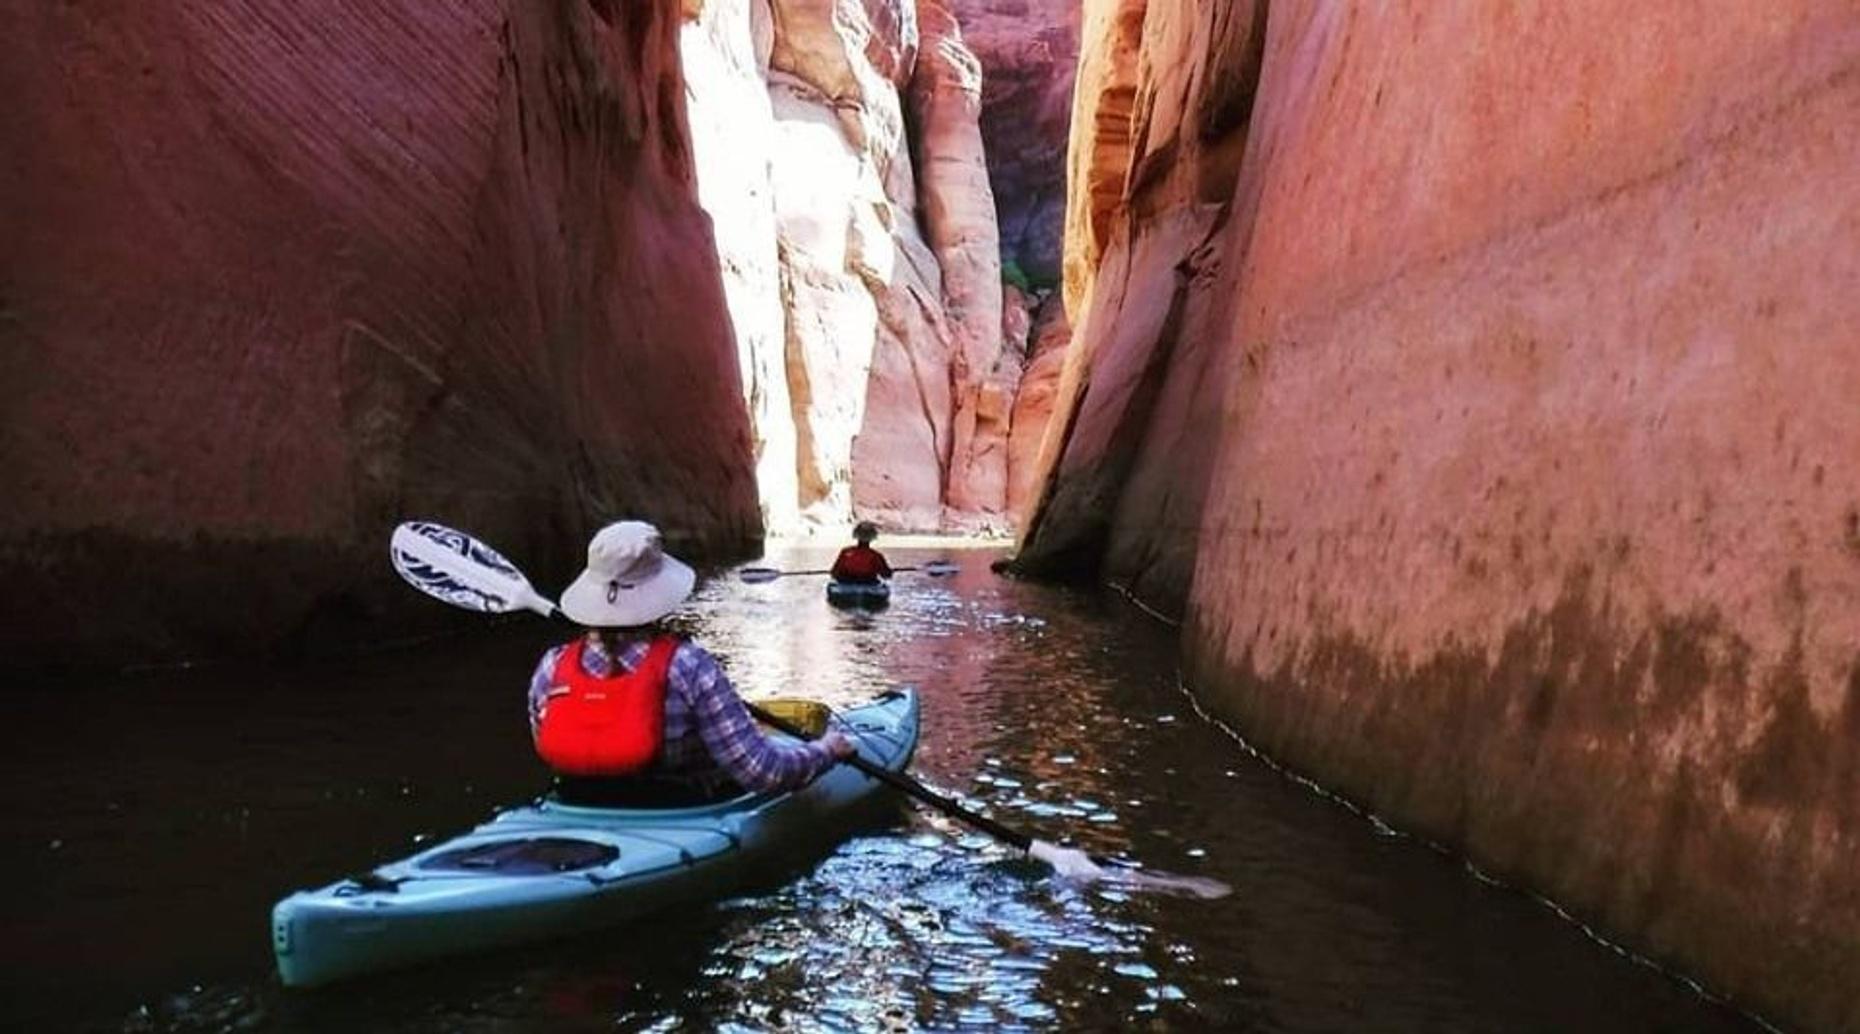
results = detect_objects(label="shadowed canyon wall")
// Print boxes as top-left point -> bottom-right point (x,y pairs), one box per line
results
1025,0 -> 1860,1029
948,0 -> 1081,288
0,1 -> 759,667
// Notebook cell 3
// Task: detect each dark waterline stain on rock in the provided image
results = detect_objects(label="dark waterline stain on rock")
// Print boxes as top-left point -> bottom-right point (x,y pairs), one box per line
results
1187,569 -> 1857,1033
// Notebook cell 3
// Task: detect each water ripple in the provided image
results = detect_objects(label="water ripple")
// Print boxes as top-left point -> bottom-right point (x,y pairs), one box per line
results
0,545 -> 1765,1032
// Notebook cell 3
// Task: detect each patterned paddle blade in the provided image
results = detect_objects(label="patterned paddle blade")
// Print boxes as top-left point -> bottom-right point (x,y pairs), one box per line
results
390,522 -> 546,615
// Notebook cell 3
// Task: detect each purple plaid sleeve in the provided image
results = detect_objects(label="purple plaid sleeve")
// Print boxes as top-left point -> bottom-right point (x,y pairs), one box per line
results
527,644 -> 568,738
668,642 -> 839,793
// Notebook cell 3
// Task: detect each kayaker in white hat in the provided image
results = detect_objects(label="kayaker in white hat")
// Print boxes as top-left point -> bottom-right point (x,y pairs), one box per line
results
527,520 -> 855,805
829,520 -> 893,585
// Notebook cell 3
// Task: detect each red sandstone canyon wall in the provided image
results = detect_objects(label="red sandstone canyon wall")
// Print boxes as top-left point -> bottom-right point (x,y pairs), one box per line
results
1028,1 -> 1860,1028
681,0 -> 1055,534
1018,0 -> 1262,608
1004,288 -> 1070,522
0,1 -> 760,667
949,0 -> 1080,527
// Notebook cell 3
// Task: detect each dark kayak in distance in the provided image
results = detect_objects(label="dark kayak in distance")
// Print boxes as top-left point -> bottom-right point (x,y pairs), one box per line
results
826,579 -> 891,609
271,690 -> 920,987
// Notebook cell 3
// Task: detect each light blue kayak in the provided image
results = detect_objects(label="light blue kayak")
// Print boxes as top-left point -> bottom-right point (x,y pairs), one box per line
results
826,579 -> 891,608
272,689 -> 919,987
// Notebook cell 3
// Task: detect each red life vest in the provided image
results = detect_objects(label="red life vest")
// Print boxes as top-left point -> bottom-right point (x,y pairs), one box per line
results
832,545 -> 889,582
534,636 -> 678,777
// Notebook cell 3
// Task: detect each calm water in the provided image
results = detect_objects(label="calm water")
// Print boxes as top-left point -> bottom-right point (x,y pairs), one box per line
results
0,545 -> 1761,1032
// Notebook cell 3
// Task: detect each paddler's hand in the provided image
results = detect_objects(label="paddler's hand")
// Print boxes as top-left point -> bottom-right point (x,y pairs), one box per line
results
818,729 -> 858,760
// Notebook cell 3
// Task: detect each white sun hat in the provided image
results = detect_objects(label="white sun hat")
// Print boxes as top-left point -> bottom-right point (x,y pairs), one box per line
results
558,521 -> 696,627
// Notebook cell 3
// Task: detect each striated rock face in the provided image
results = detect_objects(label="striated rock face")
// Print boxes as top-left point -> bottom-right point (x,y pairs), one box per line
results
942,0 -> 1080,527
683,0 -> 1030,533
913,1 -> 1012,522
0,1 -> 760,667
1060,0 -> 1147,319
1026,1 -> 1860,1028
770,0 -> 954,530
947,0 -> 1081,288
1019,0 -> 1261,598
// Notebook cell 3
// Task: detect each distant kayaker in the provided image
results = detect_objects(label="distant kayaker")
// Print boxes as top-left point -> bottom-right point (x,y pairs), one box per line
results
528,521 -> 855,804
830,521 -> 893,585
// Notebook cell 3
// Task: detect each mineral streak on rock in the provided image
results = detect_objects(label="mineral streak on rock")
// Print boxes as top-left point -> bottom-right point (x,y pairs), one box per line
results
1021,1 -> 1860,1028
0,1 -> 759,666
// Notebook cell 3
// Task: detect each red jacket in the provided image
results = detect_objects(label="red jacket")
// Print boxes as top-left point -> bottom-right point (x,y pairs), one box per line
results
831,545 -> 892,583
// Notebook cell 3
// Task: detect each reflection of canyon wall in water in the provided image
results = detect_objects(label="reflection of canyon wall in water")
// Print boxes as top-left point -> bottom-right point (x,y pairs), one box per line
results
0,2 -> 759,666
1022,1 -> 1860,1029
683,0 -> 1070,533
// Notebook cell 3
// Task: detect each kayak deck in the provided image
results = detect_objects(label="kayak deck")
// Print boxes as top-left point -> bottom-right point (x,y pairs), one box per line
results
826,580 -> 891,608
272,688 -> 919,987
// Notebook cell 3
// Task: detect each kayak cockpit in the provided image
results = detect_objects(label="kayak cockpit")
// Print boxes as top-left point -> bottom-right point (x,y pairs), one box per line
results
416,836 -> 620,875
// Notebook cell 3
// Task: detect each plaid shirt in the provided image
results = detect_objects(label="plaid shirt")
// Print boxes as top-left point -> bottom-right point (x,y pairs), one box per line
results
528,634 -> 837,794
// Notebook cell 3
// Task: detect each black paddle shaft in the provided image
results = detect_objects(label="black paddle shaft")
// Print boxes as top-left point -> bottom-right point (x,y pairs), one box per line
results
745,702 -> 1034,853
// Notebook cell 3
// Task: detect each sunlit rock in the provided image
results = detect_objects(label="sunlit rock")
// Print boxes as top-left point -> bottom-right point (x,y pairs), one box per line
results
682,0 -> 800,532
911,2 -> 1011,523
1020,0 -> 1256,598
684,0 -> 1040,533
1062,0 -> 1150,319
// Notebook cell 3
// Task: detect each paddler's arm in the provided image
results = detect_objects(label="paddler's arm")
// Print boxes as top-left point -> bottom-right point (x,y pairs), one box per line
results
525,645 -> 569,739
673,642 -> 854,792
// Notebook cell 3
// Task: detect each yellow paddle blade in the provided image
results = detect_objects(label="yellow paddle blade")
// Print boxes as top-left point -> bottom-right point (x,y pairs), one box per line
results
750,698 -> 832,738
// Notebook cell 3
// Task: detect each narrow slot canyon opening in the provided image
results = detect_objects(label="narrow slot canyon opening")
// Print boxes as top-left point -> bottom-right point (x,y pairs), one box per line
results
678,0 -> 1078,540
